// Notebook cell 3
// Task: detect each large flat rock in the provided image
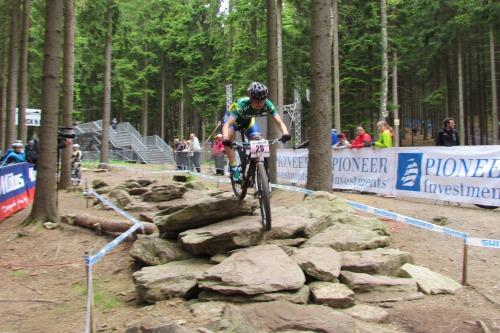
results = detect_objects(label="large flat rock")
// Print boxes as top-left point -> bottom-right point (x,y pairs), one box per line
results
179,215 -> 264,256
355,291 -> 424,303
198,285 -> 310,304
399,263 -> 462,295
291,247 -> 342,281
130,235 -> 191,266
199,245 -> 305,295
309,281 -> 355,308
288,192 -> 353,224
303,223 -> 391,251
340,271 -> 418,293
342,304 -> 389,323
142,183 -> 188,202
341,248 -> 413,276
338,215 -> 389,235
155,194 -> 258,238
179,212 -> 340,256
213,301 -> 356,333
133,259 -> 213,303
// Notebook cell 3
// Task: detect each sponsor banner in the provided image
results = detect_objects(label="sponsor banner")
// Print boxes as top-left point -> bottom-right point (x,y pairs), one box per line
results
277,148 -> 395,194
467,237 -> 500,249
0,163 -> 36,221
394,146 -> 500,206
277,146 -> 500,206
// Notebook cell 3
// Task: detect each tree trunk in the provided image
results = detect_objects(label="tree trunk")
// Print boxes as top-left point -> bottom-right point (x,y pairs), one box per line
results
0,21 -> 9,152
331,0 -> 340,132
490,25 -> 498,144
5,0 -> 20,148
24,0 -> 63,225
306,0 -> 332,191
74,214 -> 157,235
59,0 -> 74,189
141,44 -> 148,137
392,50 -> 399,146
266,0 -> 279,182
180,77 -> 184,139
18,0 -> 29,143
457,39 -> 465,146
160,53 -> 165,140
99,0 -> 113,167
379,0 -> 388,120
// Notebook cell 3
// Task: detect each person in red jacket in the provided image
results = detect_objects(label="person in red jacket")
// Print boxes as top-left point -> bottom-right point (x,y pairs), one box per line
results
212,134 -> 225,175
348,126 -> 372,148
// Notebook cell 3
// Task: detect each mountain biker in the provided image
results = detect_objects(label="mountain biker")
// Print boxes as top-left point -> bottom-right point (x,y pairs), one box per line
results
1,142 -> 26,166
222,82 -> 291,181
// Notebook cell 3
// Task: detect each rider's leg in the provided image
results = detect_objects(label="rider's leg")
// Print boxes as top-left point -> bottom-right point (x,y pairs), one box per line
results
245,119 -> 261,140
224,126 -> 236,168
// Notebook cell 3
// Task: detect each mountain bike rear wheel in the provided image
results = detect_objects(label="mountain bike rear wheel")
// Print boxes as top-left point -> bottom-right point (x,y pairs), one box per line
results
256,162 -> 271,230
231,146 -> 248,200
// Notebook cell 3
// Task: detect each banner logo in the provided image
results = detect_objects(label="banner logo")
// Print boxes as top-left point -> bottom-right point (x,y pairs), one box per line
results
396,153 -> 423,191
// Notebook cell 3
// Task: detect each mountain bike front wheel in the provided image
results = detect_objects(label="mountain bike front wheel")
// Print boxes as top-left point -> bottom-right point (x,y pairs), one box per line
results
256,162 -> 271,231
231,146 -> 248,200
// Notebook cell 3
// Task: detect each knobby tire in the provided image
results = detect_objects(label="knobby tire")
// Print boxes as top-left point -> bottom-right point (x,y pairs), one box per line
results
256,162 -> 271,230
231,146 -> 248,200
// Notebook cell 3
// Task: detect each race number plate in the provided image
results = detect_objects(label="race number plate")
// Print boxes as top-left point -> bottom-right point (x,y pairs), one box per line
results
250,139 -> 270,157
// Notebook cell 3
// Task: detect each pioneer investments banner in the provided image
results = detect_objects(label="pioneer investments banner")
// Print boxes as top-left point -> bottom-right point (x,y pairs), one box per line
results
0,163 -> 36,222
277,146 -> 500,206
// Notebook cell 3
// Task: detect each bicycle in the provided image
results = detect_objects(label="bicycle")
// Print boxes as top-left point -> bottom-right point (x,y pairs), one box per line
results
230,132 -> 285,231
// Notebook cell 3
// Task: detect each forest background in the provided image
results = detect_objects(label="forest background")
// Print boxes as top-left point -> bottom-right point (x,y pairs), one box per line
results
0,0 -> 499,149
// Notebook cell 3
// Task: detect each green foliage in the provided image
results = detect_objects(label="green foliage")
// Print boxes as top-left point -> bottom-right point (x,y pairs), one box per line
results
72,280 -> 122,311
18,0 -> 498,143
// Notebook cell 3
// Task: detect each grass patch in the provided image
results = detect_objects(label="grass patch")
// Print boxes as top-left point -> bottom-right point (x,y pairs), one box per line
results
72,280 -> 122,311
10,270 -> 27,278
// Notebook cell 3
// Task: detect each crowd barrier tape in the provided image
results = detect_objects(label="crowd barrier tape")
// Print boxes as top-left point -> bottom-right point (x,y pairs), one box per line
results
84,189 -> 145,265
272,180 -> 498,249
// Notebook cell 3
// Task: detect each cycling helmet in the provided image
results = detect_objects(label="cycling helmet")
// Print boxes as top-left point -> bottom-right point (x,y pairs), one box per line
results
12,142 -> 23,148
73,144 -> 80,149
247,82 -> 268,100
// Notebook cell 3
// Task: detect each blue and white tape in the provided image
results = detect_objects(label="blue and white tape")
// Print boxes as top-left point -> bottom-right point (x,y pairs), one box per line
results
271,183 -> 315,196
85,189 -> 145,266
345,200 -> 469,240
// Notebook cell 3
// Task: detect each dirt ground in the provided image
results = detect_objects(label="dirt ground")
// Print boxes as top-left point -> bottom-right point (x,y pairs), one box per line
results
0,164 -> 499,333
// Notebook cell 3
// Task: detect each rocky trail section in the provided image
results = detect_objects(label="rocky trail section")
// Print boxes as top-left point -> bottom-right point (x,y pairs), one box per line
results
77,177 -> 464,333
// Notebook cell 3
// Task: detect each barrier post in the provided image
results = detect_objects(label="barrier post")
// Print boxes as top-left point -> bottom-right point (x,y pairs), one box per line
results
462,238 -> 468,286
85,180 -> 90,208
84,251 -> 96,333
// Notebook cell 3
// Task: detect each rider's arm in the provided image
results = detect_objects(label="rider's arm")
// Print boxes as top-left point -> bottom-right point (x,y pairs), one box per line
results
272,114 -> 289,135
222,115 -> 237,140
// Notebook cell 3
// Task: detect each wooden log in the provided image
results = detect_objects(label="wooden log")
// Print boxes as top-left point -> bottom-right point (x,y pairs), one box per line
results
74,214 -> 157,235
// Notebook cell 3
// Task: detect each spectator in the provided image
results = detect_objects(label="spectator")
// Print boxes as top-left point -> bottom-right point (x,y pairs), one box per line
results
189,133 -> 201,173
373,120 -> 393,148
1,142 -> 26,166
436,117 -> 459,146
111,117 -> 118,130
212,134 -> 225,175
333,133 -> 350,149
0,140 -> 23,164
25,139 -> 39,169
184,139 -> 193,171
331,129 -> 338,145
175,139 -> 186,170
348,126 -> 372,148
